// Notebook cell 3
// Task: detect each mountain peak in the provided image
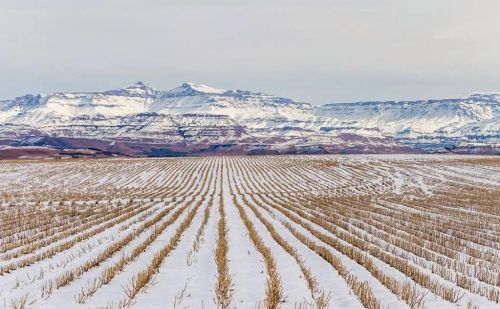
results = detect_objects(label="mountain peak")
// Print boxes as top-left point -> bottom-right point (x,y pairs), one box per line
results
125,81 -> 154,91
168,81 -> 226,96
102,81 -> 157,97
130,80 -> 148,87
465,92 -> 500,102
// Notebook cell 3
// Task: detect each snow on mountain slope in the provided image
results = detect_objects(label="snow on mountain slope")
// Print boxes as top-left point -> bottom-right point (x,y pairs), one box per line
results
150,83 -> 314,130
0,87 -> 150,127
315,95 -> 499,137
0,82 -> 498,155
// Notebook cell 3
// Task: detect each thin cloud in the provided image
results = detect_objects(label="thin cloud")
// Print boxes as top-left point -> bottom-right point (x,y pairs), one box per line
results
0,0 -> 499,103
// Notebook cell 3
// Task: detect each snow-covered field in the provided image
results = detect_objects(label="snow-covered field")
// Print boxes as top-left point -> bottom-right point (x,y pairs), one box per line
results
0,155 -> 498,309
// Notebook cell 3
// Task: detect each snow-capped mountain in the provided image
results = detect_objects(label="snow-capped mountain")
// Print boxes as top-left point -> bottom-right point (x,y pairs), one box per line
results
0,82 -> 498,157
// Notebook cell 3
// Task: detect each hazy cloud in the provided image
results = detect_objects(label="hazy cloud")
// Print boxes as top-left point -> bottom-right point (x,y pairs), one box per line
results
0,0 -> 499,103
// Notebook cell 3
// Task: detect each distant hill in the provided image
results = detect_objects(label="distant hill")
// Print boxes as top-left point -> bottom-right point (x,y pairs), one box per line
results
0,81 -> 498,158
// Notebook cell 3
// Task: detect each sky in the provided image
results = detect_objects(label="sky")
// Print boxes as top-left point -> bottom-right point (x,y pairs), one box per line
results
0,0 -> 499,104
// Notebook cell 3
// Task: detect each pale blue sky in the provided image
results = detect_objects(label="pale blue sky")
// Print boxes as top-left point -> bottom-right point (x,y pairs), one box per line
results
1,0 -> 499,104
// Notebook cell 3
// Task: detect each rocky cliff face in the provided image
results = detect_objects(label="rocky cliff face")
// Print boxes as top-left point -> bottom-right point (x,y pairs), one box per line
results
0,82 -> 498,157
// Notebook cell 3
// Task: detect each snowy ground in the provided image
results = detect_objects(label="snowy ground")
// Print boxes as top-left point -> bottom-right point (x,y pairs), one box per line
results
0,155 -> 499,309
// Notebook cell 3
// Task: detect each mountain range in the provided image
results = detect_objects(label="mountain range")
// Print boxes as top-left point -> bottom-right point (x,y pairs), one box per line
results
0,81 -> 498,158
